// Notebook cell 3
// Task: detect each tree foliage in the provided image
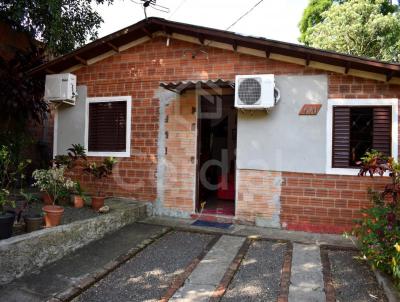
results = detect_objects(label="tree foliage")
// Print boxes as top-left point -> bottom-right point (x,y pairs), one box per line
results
0,0 -> 114,56
303,0 -> 400,62
298,0 -> 336,44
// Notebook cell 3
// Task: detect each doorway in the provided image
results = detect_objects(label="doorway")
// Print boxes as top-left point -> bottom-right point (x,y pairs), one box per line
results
196,95 -> 237,216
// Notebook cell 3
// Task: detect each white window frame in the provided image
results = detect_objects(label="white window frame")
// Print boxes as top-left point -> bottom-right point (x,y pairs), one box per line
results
326,98 -> 398,175
85,96 -> 131,157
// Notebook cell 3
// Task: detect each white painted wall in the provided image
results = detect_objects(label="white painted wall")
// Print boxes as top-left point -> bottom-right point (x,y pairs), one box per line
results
236,75 -> 328,173
56,86 -> 87,155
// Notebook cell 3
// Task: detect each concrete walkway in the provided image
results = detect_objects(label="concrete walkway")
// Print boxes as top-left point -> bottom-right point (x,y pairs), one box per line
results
141,216 -> 356,248
289,244 -> 325,302
0,223 -> 167,302
170,236 -> 246,302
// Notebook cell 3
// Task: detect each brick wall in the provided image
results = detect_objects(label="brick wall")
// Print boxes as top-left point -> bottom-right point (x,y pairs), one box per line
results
163,92 -> 197,213
56,36 -> 400,232
280,172 -> 388,233
236,170 -> 281,226
71,36 -> 319,203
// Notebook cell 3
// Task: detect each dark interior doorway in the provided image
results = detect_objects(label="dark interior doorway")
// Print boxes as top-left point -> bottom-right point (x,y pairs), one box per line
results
196,95 -> 237,216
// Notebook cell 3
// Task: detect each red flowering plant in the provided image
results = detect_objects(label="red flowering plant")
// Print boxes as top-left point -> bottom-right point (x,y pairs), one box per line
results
353,150 -> 400,286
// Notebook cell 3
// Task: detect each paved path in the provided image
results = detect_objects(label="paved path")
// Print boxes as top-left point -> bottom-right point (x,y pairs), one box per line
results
170,235 -> 245,302
288,243 -> 325,302
0,223 -> 166,302
0,219 -> 390,302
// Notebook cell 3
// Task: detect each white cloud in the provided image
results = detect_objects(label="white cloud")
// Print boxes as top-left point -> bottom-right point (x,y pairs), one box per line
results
94,0 -> 309,44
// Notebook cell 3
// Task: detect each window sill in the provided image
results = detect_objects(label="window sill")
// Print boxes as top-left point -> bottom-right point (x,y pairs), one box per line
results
326,167 -> 389,176
87,151 -> 130,158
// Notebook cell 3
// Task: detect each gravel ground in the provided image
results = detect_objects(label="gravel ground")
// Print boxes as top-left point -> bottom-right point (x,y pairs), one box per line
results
73,231 -> 215,302
328,250 -> 387,302
221,240 -> 287,302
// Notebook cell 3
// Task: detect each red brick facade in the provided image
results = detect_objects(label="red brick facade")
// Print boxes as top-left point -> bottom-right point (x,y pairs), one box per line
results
52,36 -> 400,233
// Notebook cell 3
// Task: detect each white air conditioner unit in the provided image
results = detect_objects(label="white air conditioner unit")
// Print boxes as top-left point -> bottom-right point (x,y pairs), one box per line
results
234,74 -> 280,109
44,73 -> 77,106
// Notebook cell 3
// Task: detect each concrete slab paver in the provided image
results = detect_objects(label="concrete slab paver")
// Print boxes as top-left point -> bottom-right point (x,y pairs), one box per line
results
288,243 -> 325,302
171,235 -> 245,301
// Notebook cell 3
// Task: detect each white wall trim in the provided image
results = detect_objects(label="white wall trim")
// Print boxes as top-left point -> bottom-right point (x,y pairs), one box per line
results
84,96 -> 132,158
326,98 -> 398,175
52,108 -> 58,158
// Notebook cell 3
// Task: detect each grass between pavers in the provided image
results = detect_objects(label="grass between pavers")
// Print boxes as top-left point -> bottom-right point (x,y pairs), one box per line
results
47,227 -> 172,302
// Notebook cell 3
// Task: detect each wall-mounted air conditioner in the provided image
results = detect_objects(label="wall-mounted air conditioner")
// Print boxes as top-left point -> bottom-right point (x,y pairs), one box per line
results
234,74 -> 280,109
44,73 -> 77,106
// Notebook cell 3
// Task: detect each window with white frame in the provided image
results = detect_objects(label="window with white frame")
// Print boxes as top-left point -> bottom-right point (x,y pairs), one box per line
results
85,96 -> 131,157
326,99 -> 398,175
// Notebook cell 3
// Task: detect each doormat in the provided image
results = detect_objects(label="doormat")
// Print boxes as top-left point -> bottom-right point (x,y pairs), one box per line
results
191,220 -> 232,229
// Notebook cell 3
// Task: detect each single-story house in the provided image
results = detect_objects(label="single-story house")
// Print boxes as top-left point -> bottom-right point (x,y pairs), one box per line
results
32,17 -> 400,234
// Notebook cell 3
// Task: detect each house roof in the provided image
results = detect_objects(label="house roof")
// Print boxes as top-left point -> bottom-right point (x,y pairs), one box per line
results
30,17 -> 400,84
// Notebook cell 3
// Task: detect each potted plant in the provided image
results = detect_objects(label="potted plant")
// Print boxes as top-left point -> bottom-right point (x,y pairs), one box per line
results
72,182 -> 88,208
20,191 -> 43,233
32,166 -> 75,227
84,157 -> 117,211
0,189 -> 15,239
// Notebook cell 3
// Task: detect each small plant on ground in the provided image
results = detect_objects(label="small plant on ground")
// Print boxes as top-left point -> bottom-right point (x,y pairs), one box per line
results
354,149 -> 400,287
53,144 -> 87,169
83,157 -> 117,197
32,166 -> 76,205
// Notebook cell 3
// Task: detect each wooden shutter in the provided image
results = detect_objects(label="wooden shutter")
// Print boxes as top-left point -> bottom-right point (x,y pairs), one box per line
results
373,107 -> 392,156
88,101 -> 127,152
332,107 -> 351,168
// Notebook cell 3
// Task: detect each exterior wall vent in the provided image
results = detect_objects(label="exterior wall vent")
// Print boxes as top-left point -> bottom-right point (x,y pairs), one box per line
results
235,74 -> 280,109
44,73 -> 77,106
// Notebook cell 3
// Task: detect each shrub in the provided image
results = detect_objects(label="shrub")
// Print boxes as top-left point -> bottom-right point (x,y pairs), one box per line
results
32,167 -> 75,205
354,150 -> 400,286
353,194 -> 400,284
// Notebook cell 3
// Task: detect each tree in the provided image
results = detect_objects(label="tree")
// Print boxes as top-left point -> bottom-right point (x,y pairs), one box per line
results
303,0 -> 400,62
298,0 -> 335,44
0,0 -> 114,56
299,0 -> 398,45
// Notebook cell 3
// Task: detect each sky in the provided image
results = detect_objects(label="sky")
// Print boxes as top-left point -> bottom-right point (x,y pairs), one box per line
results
94,0 -> 310,44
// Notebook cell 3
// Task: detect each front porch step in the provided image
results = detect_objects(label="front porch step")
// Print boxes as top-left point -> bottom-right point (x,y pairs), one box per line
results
190,213 -> 234,224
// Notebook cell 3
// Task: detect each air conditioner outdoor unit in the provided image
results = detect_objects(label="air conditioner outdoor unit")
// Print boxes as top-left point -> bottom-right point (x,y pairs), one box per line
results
234,74 -> 280,109
44,73 -> 77,106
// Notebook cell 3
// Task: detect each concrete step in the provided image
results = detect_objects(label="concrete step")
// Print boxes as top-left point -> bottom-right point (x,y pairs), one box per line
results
0,198 -> 149,285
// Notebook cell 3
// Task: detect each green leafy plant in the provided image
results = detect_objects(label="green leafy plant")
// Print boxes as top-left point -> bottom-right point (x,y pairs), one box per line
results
74,182 -> 89,202
355,150 -> 400,286
67,144 -> 87,161
83,157 -> 117,196
0,145 -> 31,190
0,189 -> 15,215
53,144 -> 87,169
32,167 -> 76,205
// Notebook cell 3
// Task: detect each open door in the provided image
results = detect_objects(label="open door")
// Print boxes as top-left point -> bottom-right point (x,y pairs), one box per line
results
196,95 -> 237,216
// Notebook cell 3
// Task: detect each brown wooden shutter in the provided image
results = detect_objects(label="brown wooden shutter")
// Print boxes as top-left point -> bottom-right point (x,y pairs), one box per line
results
373,106 -> 392,156
88,101 -> 127,152
332,106 -> 350,168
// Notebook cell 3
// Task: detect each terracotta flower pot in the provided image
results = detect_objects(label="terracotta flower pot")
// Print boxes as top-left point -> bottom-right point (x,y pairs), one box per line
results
91,196 -> 105,211
42,192 -> 53,205
24,214 -> 43,233
42,205 -> 64,227
73,195 -> 84,208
